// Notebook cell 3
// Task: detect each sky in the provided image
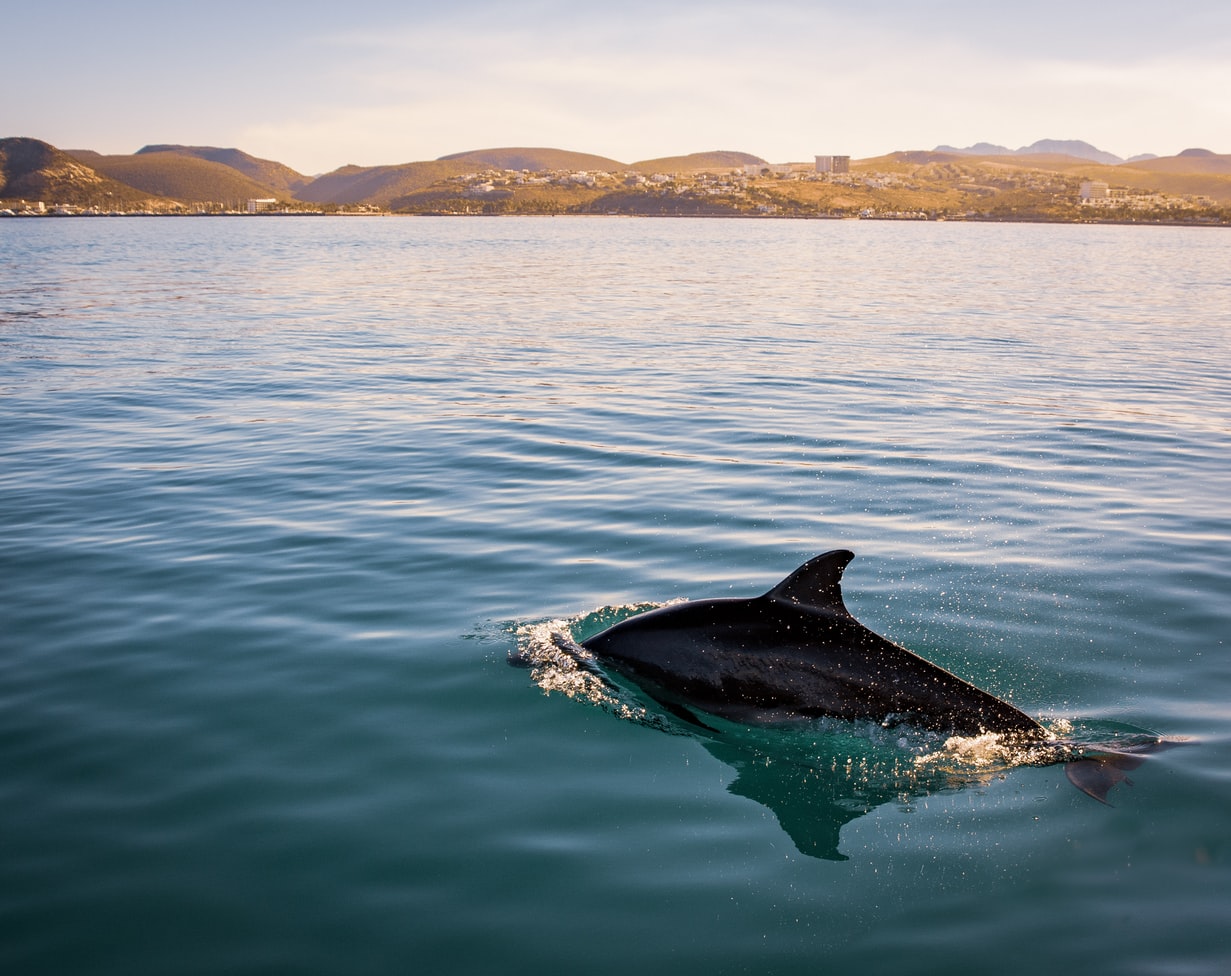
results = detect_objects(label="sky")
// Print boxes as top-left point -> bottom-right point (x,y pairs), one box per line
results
5,0 -> 1229,174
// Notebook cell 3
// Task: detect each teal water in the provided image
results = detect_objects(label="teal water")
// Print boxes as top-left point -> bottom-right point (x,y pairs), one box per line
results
1,216 -> 1228,975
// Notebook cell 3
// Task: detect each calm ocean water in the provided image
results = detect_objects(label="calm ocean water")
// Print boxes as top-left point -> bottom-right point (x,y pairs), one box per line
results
2,215 -> 1228,975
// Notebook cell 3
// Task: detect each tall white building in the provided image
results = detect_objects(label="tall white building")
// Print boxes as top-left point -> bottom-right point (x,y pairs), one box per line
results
815,155 -> 851,174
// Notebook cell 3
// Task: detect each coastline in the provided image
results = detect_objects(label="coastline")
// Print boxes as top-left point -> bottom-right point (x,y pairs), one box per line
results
3,209 -> 1227,226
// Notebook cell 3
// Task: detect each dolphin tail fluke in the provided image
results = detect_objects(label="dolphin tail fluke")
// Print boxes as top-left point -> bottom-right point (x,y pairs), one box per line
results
1064,739 -> 1187,804
1064,755 -> 1139,804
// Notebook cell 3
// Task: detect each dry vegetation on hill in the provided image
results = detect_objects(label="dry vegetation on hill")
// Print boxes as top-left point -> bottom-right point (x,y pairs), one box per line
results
137,145 -> 312,196
295,159 -> 479,207
76,151 -> 287,204
438,147 -> 626,172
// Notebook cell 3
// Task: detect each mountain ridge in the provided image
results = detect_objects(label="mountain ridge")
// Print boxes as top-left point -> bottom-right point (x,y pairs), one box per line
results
4,136 -> 1229,217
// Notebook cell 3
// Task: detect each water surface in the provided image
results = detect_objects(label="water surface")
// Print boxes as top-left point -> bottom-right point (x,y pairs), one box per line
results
2,216 -> 1228,974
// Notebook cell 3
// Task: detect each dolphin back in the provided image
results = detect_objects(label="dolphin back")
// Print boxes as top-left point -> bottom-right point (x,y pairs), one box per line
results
580,550 -> 1044,737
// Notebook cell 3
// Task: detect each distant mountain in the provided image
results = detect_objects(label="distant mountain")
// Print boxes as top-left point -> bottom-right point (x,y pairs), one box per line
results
934,139 -> 1126,165
630,151 -> 765,173
0,137 -> 160,206
934,142 -> 1013,156
1019,140 -> 1123,164
438,147 -> 626,172
137,144 -> 311,196
72,149 -> 286,204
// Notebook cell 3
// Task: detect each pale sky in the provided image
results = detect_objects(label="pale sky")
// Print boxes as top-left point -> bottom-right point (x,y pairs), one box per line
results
5,0 -> 1228,174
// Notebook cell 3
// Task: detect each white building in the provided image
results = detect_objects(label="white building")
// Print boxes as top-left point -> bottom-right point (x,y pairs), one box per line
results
1079,181 -> 1109,201
246,198 -> 278,213
815,155 -> 851,174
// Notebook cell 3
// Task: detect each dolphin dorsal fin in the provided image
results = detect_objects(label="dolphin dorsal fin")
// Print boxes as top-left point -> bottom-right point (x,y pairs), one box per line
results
764,549 -> 856,617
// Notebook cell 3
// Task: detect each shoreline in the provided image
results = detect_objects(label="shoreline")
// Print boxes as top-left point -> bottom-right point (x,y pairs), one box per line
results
3,209 -> 1227,227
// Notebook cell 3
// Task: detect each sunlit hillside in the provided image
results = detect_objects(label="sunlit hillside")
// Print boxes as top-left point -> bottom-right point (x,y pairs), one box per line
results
75,150 -> 286,204
5,136 -> 1229,220
629,151 -> 766,174
1,138 -> 163,207
294,160 -> 481,207
137,145 -> 311,197
438,147 -> 625,172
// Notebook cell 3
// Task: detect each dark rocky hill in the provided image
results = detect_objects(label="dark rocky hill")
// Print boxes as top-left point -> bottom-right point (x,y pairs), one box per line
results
1,137 -> 159,206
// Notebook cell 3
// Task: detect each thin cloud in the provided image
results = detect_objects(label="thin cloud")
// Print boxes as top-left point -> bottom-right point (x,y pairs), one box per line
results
7,0 -> 1228,171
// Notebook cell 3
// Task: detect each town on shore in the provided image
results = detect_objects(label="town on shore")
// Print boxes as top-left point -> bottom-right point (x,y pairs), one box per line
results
3,137 -> 1229,225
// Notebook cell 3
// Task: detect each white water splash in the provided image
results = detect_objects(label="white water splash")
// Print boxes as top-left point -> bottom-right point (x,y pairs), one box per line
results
513,614 -> 679,731
914,719 -> 1073,775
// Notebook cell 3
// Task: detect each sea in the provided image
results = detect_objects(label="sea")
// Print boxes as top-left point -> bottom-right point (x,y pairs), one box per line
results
1,215 -> 1228,975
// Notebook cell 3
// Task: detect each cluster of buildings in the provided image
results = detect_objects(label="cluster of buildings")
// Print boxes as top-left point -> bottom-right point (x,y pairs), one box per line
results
1078,180 -> 1213,211
457,153 -> 853,192
453,153 -> 854,201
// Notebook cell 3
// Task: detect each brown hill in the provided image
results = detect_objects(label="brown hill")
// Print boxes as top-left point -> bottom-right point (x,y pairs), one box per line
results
864,151 -> 963,168
296,159 -> 479,207
983,152 -> 1108,167
1130,149 -> 1231,176
1,137 -> 161,206
629,151 -> 765,173
74,149 -> 286,204
987,155 -> 1231,202
867,149 -> 1231,203
437,147 -> 626,172
137,144 -> 311,195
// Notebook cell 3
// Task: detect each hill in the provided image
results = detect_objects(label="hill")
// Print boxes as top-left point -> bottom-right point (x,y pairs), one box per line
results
0,137 -> 162,207
861,151 -> 966,169
976,153 -> 1231,202
437,147 -> 626,172
295,159 -> 480,207
6,137 -> 1229,218
137,144 -> 311,196
865,149 -> 1231,205
1131,148 -> 1231,177
629,151 -> 765,174
72,149 -> 287,204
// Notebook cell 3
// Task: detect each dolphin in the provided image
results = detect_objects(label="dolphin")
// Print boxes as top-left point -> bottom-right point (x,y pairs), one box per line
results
557,549 -> 1181,804
581,549 -> 1044,737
